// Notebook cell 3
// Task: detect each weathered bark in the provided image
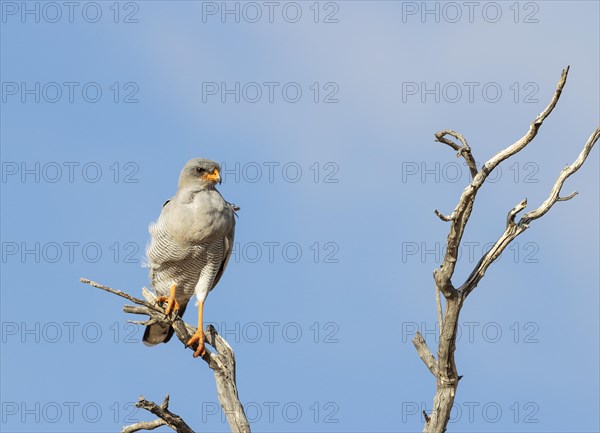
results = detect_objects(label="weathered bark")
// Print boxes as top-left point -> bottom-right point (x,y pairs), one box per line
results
413,67 -> 599,433
80,278 -> 251,433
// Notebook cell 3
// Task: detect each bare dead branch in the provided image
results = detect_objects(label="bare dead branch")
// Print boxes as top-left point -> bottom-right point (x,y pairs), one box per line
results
520,127 -> 600,225
432,67 -> 570,301
81,278 -> 251,433
122,418 -> 167,433
480,66 -> 569,175
80,278 -> 155,308
412,332 -> 438,377
414,67 -> 598,433
122,395 -> 194,433
435,129 -> 478,178
460,127 -> 599,299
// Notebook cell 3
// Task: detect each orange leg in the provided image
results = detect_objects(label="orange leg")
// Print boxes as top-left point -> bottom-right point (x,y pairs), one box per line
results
156,283 -> 180,316
186,300 -> 206,358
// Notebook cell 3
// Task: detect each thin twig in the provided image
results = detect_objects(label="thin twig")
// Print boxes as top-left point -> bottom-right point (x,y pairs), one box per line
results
80,278 -> 155,309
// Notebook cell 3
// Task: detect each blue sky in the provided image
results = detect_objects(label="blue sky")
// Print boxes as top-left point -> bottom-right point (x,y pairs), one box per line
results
1,1 -> 598,432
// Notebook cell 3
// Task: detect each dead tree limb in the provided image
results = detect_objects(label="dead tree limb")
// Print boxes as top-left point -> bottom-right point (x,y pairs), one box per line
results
80,278 -> 251,433
414,66 -> 599,433
121,395 -> 194,433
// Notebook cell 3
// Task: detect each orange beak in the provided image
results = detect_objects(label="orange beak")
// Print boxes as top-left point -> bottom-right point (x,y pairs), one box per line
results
202,168 -> 221,184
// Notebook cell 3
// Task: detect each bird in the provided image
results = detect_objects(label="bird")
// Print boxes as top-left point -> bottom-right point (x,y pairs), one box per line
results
143,158 -> 237,357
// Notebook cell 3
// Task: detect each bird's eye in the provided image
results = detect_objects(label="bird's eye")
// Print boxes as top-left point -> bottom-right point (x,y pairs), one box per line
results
195,167 -> 206,174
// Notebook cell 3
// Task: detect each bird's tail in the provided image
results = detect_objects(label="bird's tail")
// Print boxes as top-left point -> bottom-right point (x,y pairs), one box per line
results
143,323 -> 174,345
142,304 -> 187,346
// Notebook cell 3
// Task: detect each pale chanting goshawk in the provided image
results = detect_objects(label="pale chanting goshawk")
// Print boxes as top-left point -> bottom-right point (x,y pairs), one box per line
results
143,158 -> 237,357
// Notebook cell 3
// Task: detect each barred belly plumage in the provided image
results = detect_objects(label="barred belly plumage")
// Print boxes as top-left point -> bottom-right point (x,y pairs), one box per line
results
147,219 -> 224,304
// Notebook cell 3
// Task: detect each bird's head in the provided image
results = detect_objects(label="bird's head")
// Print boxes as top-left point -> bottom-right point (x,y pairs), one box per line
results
178,158 -> 222,190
